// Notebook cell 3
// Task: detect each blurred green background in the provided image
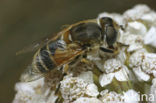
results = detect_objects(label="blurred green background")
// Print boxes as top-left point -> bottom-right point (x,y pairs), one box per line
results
0,0 -> 156,103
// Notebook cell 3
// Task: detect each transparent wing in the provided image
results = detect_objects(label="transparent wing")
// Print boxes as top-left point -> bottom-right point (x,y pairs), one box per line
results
53,43 -> 84,66
60,24 -> 71,30
20,44 -> 84,82
16,42 -> 42,55
16,34 -> 58,55
16,19 -> 97,56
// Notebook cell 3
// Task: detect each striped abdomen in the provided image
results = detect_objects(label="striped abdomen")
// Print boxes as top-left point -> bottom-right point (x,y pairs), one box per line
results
32,41 -> 60,73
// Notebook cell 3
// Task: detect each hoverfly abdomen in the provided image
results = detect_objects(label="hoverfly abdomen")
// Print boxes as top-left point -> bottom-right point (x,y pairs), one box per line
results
35,53 -> 48,72
33,44 -> 57,73
40,45 -> 57,71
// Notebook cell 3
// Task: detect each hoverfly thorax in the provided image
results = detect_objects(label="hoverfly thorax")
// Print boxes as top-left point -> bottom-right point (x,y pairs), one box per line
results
70,22 -> 102,48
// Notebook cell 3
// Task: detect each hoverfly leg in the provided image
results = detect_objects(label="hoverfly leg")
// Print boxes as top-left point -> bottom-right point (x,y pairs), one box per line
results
55,96 -> 62,103
63,64 -> 69,74
54,72 -> 67,103
81,58 -> 90,64
100,47 -> 114,53
54,64 -> 68,95
116,42 -> 129,47
80,53 -> 90,64
54,83 -> 61,95
120,25 -> 125,31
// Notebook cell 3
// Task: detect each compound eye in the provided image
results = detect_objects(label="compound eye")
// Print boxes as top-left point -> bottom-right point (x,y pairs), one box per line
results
105,26 -> 117,47
100,17 -> 113,26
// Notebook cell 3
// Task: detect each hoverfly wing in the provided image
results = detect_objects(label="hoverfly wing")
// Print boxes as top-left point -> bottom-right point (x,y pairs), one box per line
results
60,24 -> 71,30
20,65 -> 43,82
53,43 -> 84,66
16,33 -> 59,55
16,42 -> 41,55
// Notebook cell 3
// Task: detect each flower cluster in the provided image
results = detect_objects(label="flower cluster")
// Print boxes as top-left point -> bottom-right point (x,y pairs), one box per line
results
13,4 -> 156,103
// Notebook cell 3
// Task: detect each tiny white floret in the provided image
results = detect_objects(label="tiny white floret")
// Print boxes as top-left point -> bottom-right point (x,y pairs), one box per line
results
126,21 -> 147,35
123,89 -> 140,103
144,27 -> 156,47
99,73 -> 114,87
132,67 -> 150,81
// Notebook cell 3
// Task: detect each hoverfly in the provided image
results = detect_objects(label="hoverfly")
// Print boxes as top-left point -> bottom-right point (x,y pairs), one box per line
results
19,17 -> 123,83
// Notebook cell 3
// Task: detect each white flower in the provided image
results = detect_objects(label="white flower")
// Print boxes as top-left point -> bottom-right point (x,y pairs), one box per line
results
120,34 -> 143,45
142,53 -> 156,77
129,49 -> 147,68
60,72 -> 99,102
116,47 -> 127,64
78,71 -> 94,83
13,4 -> 156,103
144,26 -> 156,47
103,59 -> 122,73
132,67 -> 150,81
141,12 -> 156,26
126,21 -> 147,35
99,73 -> 114,87
100,90 -> 124,103
119,34 -> 143,52
13,78 -> 57,103
99,89 -> 139,103
123,4 -> 151,20
129,50 -> 156,80
99,59 -> 130,87
123,89 -> 140,103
